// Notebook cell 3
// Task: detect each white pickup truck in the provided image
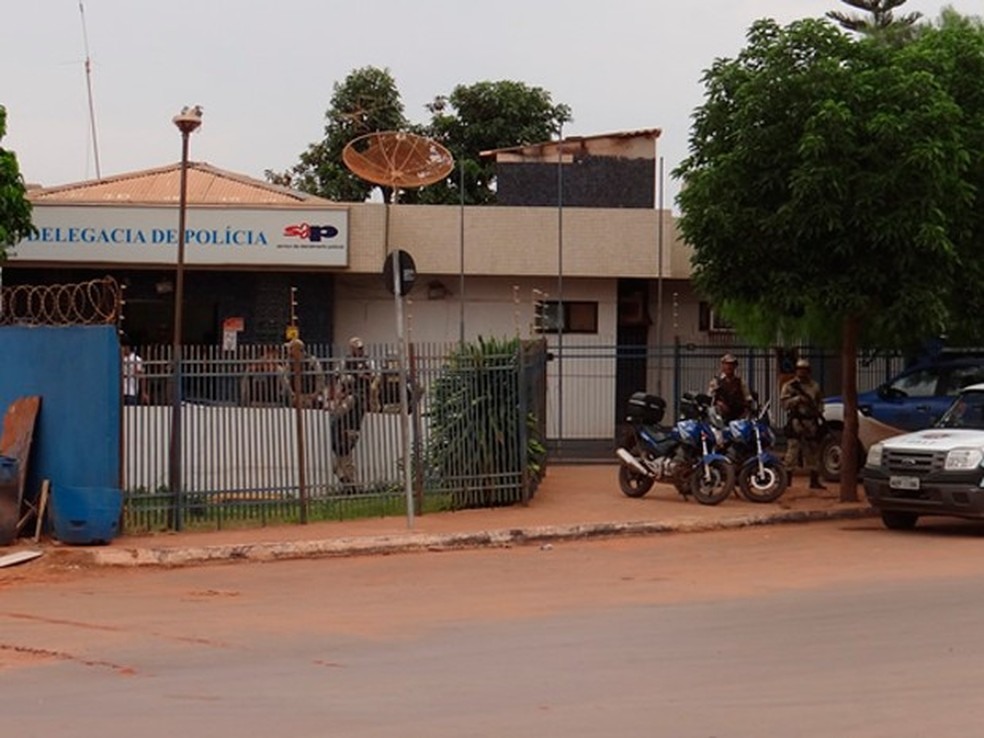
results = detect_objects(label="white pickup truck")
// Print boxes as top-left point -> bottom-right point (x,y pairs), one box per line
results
862,383 -> 984,530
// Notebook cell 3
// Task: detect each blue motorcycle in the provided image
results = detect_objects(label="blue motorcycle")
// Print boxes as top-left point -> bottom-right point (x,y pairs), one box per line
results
719,400 -> 788,503
616,391 -> 735,505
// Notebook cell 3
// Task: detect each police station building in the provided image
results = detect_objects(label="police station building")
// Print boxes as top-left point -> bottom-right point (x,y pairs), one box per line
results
8,130 -> 726,440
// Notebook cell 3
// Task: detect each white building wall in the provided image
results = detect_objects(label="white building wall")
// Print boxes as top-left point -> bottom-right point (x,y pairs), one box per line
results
333,272 -> 728,441
334,274 -> 622,440
334,274 -> 619,345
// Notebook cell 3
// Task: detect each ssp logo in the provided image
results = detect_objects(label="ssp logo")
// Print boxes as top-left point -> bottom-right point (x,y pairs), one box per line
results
283,223 -> 339,242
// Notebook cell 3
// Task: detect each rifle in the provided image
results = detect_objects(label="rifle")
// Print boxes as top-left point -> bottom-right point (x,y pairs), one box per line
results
785,380 -> 827,438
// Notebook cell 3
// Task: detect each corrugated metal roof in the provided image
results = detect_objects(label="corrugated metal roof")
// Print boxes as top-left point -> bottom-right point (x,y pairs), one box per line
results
480,128 -> 662,158
28,162 -> 337,206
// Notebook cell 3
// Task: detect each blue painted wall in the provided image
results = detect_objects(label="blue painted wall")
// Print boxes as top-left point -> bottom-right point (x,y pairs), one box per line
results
0,325 -> 120,498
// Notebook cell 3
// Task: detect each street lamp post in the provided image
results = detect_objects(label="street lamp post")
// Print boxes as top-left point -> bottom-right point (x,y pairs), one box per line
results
168,105 -> 202,532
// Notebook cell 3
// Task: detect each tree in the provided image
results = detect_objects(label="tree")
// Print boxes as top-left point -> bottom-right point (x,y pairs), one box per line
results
418,81 -> 572,205
265,66 -> 408,202
674,18 -> 971,501
0,105 -> 35,261
906,11 -> 984,345
270,75 -> 571,205
827,0 -> 921,38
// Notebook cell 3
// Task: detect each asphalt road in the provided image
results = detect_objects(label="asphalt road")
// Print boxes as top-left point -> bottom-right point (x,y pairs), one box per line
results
4,516 -> 984,737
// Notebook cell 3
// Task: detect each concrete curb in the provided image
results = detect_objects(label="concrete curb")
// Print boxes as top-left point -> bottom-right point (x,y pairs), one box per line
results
82,505 -> 876,569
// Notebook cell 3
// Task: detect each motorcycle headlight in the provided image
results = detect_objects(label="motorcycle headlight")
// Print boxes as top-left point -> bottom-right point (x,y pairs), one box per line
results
866,443 -> 884,468
944,448 -> 984,471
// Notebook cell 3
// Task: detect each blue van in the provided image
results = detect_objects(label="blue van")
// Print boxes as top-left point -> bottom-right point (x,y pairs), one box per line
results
820,355 -> 984,480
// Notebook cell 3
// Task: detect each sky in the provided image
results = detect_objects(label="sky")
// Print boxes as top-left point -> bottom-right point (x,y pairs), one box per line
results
2,0 -> 980,209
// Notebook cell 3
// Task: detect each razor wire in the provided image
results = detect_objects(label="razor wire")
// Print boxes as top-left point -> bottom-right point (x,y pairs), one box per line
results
0,275 -> 123,326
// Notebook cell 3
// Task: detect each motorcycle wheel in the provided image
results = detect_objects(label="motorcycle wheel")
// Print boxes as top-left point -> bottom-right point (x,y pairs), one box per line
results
618,463 -> 655,498
690,458 -> 735,506
737,458 -> 788,503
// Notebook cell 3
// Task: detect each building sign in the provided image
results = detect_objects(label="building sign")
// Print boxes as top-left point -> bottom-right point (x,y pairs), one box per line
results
222,316 -> 244,351
9,205 -> 349,267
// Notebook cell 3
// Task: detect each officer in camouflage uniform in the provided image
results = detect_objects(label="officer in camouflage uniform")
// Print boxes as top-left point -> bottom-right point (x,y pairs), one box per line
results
329,337 -> 375,484
780,357 -> 826,490
708,353 -> 753,423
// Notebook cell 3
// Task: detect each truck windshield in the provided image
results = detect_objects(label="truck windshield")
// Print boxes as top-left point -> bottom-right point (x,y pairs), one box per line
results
937,391 -> 984,430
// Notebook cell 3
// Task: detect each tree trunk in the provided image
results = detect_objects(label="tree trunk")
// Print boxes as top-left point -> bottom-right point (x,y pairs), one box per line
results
839,315 -> 860,503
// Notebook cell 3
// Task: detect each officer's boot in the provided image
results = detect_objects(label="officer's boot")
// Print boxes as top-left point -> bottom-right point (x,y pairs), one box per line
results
809,471 -> 826,490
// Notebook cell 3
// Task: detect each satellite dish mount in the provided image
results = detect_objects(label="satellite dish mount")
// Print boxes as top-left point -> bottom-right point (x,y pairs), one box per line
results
342,131 -> 454,529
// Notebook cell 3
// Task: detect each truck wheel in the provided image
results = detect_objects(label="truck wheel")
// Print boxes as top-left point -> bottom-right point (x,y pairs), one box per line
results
820,430 -> 842,482
819,431 -> 865,483
881,510 -> 919,530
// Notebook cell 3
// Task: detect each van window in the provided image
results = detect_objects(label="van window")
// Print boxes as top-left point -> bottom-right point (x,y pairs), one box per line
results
942,366 -> 984,396
889,368 -> 937,397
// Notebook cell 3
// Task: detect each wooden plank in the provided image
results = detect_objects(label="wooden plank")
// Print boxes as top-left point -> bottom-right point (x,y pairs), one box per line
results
33,480 -> 50,543
0,550 -> 43,568
17,478 -> 51,536
0,396 -> 42,525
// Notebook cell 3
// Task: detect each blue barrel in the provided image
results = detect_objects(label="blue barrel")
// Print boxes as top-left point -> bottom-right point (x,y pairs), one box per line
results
50,485 -> 123,545
0,456 -> 18,545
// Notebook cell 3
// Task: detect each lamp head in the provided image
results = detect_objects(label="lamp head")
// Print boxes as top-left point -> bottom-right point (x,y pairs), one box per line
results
173,105 -> 203,135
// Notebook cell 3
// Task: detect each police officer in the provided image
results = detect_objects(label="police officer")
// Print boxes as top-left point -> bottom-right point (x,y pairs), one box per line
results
708,353 -> 753,422
330,337 -> 375,484
780,357 -> 826,489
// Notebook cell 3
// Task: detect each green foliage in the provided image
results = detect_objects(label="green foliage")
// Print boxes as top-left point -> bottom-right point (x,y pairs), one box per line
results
0,105 -> 35,260
265,66 -> 409,202
416,81 -> 572,205
674,17 -> 970,352
905,12 -> 984,344
268,73 -> 571,205
424,336 -> 543,506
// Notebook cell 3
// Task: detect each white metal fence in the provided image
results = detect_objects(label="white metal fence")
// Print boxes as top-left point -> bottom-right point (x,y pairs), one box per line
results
122,340 -> 547,532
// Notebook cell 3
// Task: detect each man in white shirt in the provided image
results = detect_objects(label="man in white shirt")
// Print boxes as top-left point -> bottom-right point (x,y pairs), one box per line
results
122,341 -> 147,406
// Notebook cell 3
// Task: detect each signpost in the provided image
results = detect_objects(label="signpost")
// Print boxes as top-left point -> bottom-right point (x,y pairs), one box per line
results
383,249 -> 416,527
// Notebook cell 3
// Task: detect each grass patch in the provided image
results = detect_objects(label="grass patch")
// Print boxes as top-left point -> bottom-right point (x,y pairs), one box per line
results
122,487 -> 456,535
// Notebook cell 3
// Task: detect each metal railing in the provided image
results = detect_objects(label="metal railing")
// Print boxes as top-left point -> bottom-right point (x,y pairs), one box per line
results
119,336 -> 911,532
122,340 -> 548,532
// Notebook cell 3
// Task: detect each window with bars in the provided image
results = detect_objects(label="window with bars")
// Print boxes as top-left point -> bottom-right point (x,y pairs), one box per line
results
535,300 -> 598,334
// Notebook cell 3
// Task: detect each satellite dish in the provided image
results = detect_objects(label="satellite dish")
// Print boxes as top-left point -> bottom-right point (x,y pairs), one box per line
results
342,131 -> 454,192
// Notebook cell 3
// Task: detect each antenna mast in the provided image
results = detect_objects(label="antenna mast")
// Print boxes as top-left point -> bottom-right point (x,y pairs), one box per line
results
79,1 -> 101,179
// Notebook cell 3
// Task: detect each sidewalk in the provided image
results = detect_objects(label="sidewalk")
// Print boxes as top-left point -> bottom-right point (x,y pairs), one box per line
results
35,464 -> 871,569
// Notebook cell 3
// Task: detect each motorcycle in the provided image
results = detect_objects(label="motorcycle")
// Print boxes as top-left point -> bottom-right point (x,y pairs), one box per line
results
616,391 -> 735,505
718,399 -> 788,503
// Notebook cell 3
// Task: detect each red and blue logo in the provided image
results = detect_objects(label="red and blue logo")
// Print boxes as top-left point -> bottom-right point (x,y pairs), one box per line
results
283,223 -> 339,242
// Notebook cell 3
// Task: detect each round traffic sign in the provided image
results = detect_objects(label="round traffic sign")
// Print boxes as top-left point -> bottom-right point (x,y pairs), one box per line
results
383,249 -> 416,297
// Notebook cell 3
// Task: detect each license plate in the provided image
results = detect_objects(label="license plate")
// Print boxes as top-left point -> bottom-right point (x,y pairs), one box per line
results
889,475 -> 920,491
